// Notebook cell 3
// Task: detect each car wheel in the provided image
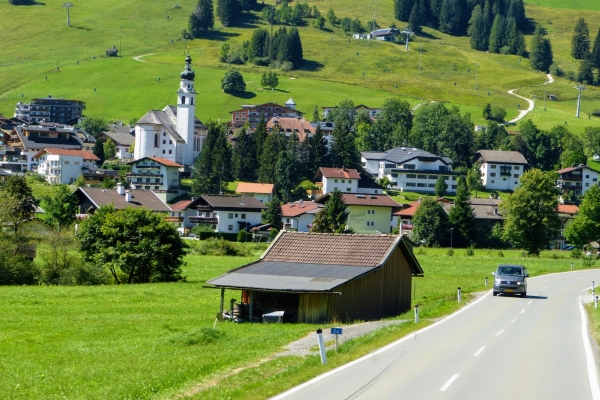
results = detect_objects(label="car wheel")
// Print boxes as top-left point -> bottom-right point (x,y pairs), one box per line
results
521,291 -> 527,298
493,291 -> 498,296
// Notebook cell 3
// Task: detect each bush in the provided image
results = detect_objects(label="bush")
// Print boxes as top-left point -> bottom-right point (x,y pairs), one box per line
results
465,246 -> 475,256
26,172 -> 46,185
549,63 -> 564,77
497,250 -> 504,257
237,230 -> 248,243
571,248 -> 583,259
592,110 -> 600,117
447,248 -> 454,256
583,255 -> 596,268
280,61 -> 293,71
0,239 -> 37,285
190,237 -> 261,256
269,228 -> 279,240
252,57 -> 270,66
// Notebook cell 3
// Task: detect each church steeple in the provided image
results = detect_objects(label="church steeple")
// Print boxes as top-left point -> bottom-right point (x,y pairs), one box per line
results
176,55 -> 197,166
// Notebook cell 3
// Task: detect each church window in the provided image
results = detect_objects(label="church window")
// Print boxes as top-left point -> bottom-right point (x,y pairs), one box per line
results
169,150 -> 172,154
169,140 -> 172,144
191,98 -> 194,105
163,132 -> 166,136
163,140 -> 166,144
181,96 -> 186,104
154,133 -> 159,148
162,150 -> 165,154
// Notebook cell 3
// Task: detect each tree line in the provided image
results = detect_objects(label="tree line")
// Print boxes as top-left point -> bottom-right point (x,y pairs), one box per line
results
570,17 -> 600,86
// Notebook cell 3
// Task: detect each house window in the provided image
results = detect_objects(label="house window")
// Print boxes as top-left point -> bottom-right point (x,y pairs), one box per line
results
74,161 -> 80,165
162,150 -> 165,154
586,175 -> 590,178
417,183 -> 427,187
169,140 -> 172,144
241,213 -> 246,219
154,186 -> 159,190
586,183 -> 590,187
594,178 -> 598,182
228,225 -> 233,231
514,174 -> 519,178
490,164 -> 496,169
406,182 -> 416,187
346,187 -> 351,191
491,180 -> 495,183
228,213 -> 233,219
514,166 -> 520,170
392,173 -> 398,177
403,164 -> 416,169
163,132 -> 166,137
155,178 -> 160,183
334,179 -> 338,183
145,186 -> 150,189
341,179 -> 345,183
146,178 -> 150,182
428,183 -> 436,187
64,161 -> 70,164
406,174 -> 416,179
490,173 -> 496,177
452,185 -> 457,189
286,218 -> 290,223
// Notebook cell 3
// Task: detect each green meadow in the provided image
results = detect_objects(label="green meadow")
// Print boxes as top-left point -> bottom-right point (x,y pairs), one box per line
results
526,0 -> 600,11
0,0 -> 599,133
0,245 -> 594,399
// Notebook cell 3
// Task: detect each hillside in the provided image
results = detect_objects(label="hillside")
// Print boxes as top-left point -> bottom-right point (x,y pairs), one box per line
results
0,0 -> 599,133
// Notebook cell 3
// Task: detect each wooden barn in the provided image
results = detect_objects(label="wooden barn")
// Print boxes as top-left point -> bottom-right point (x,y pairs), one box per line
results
206,231 -> 424,324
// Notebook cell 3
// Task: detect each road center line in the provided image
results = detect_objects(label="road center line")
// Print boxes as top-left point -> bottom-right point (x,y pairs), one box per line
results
496,330 -> 505,336
474,346 -> 485,356
528,301 -> 532,305
521,309 -> 526,314
510,318 -> 517,323
440,374 -> 460,392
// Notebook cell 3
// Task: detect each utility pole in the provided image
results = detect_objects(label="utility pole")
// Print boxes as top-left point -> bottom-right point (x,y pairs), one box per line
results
62,2 -> 73,27
401,28 -> 413,52
575,84 -> 586,118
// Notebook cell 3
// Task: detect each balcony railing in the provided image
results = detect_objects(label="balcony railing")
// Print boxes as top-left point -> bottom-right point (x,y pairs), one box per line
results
164,216 -> 184,223
189,216 -> 218,224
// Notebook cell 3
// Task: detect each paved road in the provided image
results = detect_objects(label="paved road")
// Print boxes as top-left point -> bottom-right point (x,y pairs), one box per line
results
273,269 -> 600,400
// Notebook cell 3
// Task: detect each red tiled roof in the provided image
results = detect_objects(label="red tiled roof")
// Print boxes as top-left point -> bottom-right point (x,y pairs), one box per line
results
170,200 -> 192,211
318,167 -> 361,180
267,117 -> 315,141
262,231 -> 401,267
281,202 -> 321,217
33,148 -> 100,161
393,198 -> 451,216
236,182 -> 274,194
148,157 -> 183,167
558,204 -> 579,214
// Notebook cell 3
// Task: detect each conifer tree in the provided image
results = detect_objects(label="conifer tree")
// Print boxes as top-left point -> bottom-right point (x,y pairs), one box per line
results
578,59 -> 594,84
248,28 -> 269,60
311,188 -> 351,233
191,121 -> 231,195
287,28 -> 304,68
572,17 -> 591,60
274,150 -> 298,203
434,176 -> 448,197
312,105 -> 320,122
258,129 -> 285,183
408,3 -> 423,34
93,140 -> 105,164
263,195 -> 283,230
468,5 -> 488,51
591,28 -> 600,69
188,0 -> 214,37
231,127 -> 255,182
310,124 -> 329,173
488,14 -> 505,53
529,25 -> 553,72
507,18 -> 526,56
217,0 -> 239,27
507,0 -> 526,29
448,177 -> 476,248
439,0 -> 465,36
394,0 -> 412,22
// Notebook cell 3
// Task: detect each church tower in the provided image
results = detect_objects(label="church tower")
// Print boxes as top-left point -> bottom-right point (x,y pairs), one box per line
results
176,55 -> 197,166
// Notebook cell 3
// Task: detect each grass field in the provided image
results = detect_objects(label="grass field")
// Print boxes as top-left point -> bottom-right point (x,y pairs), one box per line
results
526,0 -> 600,11
1,1 -> 599,134
0,244 -> 595,399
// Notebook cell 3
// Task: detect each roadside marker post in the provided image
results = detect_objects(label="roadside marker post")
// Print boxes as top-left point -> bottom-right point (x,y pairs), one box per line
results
596,296 -> 598,309
485,277 -> 488,287
458,287 -> 462,303
331,328 -> 343,353
316,329 -> 327,364
593,281 -> 595,292
414,305 -> 419,323
571,262 -> 574,270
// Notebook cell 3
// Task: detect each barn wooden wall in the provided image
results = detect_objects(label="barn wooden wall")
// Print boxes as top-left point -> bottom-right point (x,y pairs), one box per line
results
298,293 -> 329,323
326,248 -> 412,323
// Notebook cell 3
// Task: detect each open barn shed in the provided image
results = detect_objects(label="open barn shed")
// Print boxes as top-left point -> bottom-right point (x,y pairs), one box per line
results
206,231 -> 424,324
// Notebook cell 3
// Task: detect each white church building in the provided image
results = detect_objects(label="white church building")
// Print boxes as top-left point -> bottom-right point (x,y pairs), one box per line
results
134,55 -> 206,172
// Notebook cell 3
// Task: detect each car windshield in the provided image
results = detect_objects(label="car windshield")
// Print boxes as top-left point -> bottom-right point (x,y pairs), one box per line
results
497,266 -> 523,276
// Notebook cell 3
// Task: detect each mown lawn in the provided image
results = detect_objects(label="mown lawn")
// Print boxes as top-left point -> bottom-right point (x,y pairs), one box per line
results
0,244 -> 594,399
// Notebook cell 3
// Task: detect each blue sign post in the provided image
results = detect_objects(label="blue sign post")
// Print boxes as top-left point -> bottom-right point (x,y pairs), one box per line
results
331,328 -> 343,352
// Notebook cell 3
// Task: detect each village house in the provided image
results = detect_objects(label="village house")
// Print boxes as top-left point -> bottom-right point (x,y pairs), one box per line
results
97,124 -> 135,160
474,150 -> 528,191
316,192 -> 401,234
322,104 -> 381,119
311,167 -> 384,198
361,147 -> 461,194
235,182 -> 274,203
33,148 -> 99,184
0,124 -> 84,173
555,204 -> 579,250
134,56 -> 207,171
281,200 -> 322,232
126,157 -> 184,203
168,195 -> 267,233
266,116 -> 317,142
556,164 -> 600,197
206,231 -> 424,323
229,99 -> 302,128
73,184 -> 172,215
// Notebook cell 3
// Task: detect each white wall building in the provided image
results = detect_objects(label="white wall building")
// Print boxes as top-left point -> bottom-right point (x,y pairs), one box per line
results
474,150 -> 527,191
33,148 -> 99,184
134,56 -> 206,169
281,200 -> 322,232
557,164 -> 600,197
361,147 -> 461,194
235,182 -> 274,203
314,167 -> 360,194
126,156 -> 183,203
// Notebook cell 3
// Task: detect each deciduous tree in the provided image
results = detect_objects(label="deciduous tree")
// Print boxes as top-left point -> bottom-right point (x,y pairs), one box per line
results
565,185 -> 600,248
80,116 -> 107,138
221,70 -> 246,93
103,138 -> 117,160
501,169 -> 560,255
42,185 -> 78,231
412,198 -> 450,247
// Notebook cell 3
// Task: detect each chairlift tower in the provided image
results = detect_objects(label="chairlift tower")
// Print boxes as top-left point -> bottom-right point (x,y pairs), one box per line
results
401,28 -> 413,52
575,84 -> 586,118
62,3 -> 73,27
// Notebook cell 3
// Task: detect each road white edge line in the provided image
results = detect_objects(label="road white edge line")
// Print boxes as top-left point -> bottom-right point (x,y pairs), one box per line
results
579,294 -> 600,400
521,309 -> 526,314
496,330 -> 505,336
528,301 -> 532,305
510,318 -> 517,323
474,346 -> 485,357
270,291 -> 492,399
440,374 -> 460,392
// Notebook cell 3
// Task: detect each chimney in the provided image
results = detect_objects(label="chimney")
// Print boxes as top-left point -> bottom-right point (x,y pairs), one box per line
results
125,192 -> 132,202
117,183 -> 125,195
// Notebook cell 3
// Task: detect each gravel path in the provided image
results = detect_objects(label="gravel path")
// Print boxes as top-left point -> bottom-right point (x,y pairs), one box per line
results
505,73 -> 554,124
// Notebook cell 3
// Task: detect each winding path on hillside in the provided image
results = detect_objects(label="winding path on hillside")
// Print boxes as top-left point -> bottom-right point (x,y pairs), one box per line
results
505,73 -> 553,124
133,53 -> 156,63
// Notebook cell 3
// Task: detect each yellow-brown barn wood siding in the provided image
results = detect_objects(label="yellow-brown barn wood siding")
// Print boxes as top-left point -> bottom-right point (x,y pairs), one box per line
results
327,248 -> 412,322
298,293 -> 329,323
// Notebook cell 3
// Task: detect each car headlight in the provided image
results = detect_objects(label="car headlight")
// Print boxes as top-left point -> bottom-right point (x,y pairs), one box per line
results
517,281 -> 522,285
495,279 -> 501,284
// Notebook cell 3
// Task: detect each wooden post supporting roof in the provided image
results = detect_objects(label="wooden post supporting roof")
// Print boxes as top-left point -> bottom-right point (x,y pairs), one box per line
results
219,288 -> 224,320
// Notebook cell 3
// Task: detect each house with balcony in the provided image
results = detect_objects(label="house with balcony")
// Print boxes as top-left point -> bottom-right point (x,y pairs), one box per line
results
474,150 -> 527,191
557,164 -> 600,197
235,182 -> 274,203
73,184 -> 172,215
314,167 -> 361,194
0,124 -> 84,173
169,195 -> 267,233
14,95 -> 85,124
33,148 -> 99,184
281,200 -> 323,232
361,147 -> 462,194
229,100 -> 302,128
126,157 -> 183,203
